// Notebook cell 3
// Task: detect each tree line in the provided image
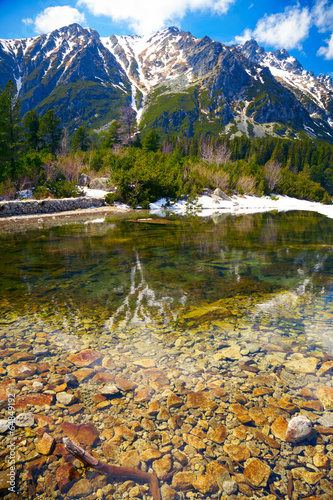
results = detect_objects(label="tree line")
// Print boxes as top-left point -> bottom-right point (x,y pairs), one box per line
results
0,78 -> 332,205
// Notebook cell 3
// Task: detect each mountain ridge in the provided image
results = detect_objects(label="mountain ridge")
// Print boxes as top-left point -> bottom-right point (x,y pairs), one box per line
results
0,24 -> 332,142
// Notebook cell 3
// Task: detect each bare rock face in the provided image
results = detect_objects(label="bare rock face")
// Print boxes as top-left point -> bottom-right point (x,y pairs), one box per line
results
285,415 -> 313,443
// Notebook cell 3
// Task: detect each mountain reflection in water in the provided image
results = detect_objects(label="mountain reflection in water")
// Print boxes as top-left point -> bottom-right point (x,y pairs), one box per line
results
0,210 -> 332,353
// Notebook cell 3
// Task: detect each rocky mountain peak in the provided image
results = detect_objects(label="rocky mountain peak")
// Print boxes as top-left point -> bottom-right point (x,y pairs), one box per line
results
0,24 -> 332,142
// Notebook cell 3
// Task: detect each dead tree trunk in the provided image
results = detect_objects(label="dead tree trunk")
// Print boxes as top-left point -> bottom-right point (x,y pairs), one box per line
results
63,437 -> 161,500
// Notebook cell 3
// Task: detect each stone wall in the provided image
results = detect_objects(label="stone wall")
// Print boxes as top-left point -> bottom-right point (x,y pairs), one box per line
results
0,197 -> 106,218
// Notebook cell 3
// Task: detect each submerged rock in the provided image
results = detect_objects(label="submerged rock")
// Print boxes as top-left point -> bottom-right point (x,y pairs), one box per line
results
285,415 -> 313,443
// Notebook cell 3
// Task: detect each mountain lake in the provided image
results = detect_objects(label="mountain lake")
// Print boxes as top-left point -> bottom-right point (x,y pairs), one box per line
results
0,209 -> 333,499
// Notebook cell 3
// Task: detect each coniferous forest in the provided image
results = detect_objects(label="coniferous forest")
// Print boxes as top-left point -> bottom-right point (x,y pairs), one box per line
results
1,79 -> 333,207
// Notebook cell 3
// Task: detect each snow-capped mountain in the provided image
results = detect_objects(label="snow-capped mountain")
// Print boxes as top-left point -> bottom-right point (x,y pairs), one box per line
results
0,24 -> 332,141
236,39 -> 333,126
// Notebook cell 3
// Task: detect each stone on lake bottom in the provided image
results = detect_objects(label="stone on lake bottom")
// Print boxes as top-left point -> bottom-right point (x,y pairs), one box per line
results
193,474 -> 218,494
67,349 -> 102,368
56,462 -> 80,493
223,480 -> 238,495
36,432 -> 55,455
271,416 -> 288,441
67,478 -> 93,498
160,483 -> 177,500
172,471 -> 197,491
0,420 -> 9,433
316,386 -> 333,410
15,393 -> 54,409
15,412 -> 35,427
243,458 -> 271,487
285,357 -> 318,374
317,361 -> 333,376
56,392 -> 76,406
7,362 -> 37,380
285,415 -> 313,443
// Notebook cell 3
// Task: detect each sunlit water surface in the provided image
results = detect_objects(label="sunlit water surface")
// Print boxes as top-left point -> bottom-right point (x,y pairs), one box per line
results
1,210 -> 333,356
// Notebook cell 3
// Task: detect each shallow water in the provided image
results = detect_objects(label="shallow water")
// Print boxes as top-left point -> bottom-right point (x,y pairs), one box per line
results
1,210 -> 333,348
2,210 -> 333,499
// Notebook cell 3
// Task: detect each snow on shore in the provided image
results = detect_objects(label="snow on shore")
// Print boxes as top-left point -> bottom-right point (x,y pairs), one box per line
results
83,188 -> 333,219
149,194 -> 333,219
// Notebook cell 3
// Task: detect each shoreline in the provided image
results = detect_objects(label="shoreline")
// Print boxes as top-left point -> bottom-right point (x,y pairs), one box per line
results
0,193 -> 332,233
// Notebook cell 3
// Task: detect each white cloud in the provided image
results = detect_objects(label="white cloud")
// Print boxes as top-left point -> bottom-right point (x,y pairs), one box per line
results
234,5 -> 312,50
77,0 -> 236,34
312,0 -> 333,32
23,6 -> 86,35
318,33 -> 333,59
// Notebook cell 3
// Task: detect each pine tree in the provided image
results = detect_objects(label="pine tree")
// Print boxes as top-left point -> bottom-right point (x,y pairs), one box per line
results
0,79 -> 22,178
39,109 -> 62,154
24,110 -> 40,151
72,126 -> 91,152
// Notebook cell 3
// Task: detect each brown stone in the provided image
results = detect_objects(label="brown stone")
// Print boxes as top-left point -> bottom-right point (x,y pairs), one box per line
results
92,372 -> 115,384
244,458 -> 271,487
140,449 -> 163,462
317,361 -> 333,376
193,474 -> 218,494
102,442 -> 120,462
207,425 -> 227,444
186,392 -> 217,411
114,377 -> 137,391
56,462 -> 80,493
67,349 -> 102,368
119,450 -> 140,468
160,484 -> 177,500
73,368 -> 96,382
250,428 -> 280,449
68,404 -> 84,415
271,416 -> 288,441
134,389 -> 150,402
167,393 -> 183,408
292,468 -> 324,485
172,471 -> 197,490
134,358 -> 156,368
114,425 -> 136,441
253,387 -> 274,397
152,457 -> 172,479
316,386 -> 333,410
183,433 -> 206,450
60,422 -> 99,446
313,453 -> 330,469
15,393 -> 54,409
248,409 -> 269,427
285,357 -> 318,374
37,362 -> 50,373
267,397 -> 298,414
316,425 -> 333,435
157,406 -> 170,421
7,362 -> 37,380
11,352 -> 35,362
45,472 -> 57,496
299,400 -> 324,411
36,432 -> 55,455
102,356 -> 116,370
67,478 -> 93,497
0,470 -> 11,493
224,444 -> 250,462
35,414 -> 54,427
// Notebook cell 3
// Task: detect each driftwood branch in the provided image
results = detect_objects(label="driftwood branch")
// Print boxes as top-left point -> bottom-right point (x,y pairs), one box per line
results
63,437 -> 161,500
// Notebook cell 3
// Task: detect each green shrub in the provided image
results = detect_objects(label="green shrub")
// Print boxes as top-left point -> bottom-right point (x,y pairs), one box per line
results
33,185 -> 51,199
47,180 -> 81,198
104,192 -> 119,205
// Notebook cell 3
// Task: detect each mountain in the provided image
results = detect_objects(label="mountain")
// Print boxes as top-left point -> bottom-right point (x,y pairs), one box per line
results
0,24 -> 332,142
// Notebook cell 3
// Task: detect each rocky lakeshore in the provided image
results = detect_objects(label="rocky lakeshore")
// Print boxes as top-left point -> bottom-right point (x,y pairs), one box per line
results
0,311 -> 333,500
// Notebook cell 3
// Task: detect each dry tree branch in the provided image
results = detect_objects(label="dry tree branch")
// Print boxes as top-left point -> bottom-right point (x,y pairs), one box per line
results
63,437 -> 161,500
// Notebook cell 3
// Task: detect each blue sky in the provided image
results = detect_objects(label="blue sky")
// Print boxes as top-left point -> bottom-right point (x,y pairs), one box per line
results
0,0 -> 332,76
